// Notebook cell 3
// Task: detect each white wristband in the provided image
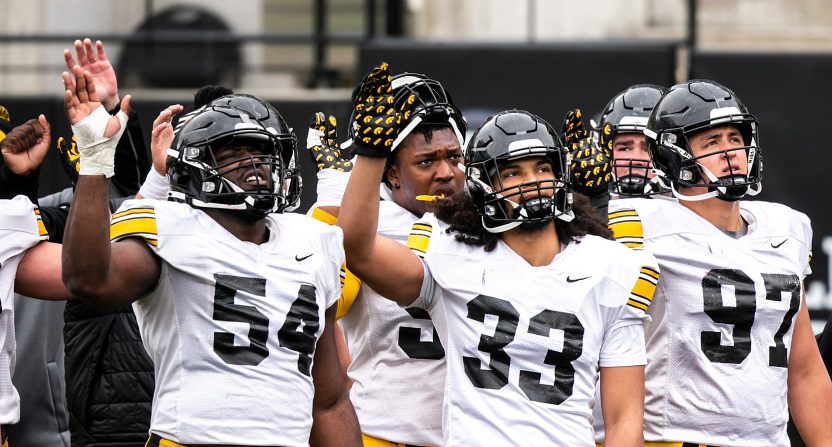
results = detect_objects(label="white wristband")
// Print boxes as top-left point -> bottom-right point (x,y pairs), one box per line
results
72,106 -> 129,178
314,169 -> 351,207
137,167 -> 171,200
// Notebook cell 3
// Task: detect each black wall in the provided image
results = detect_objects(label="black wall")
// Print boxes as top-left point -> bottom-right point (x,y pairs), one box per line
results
2,43 -> 828,301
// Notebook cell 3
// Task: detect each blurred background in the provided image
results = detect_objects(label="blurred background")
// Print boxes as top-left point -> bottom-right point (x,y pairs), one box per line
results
0,0 -> 829,324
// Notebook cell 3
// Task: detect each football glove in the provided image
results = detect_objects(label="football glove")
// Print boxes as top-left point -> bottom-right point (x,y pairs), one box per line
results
568,135 -> 612,197
307,112 -> 352,172
561,108 -> 589,147
350,62 -> 416,157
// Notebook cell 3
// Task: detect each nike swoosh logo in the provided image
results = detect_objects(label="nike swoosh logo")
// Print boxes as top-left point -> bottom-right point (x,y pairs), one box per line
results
295,254 -> 314,262
771,239 -> 787,249
566,275 -> 591,283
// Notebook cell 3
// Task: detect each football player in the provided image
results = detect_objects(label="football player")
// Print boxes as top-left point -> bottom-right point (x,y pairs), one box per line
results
338,63 -> 659,446
608,79 -> 832,446
596,84 -> 668,199
0,116 -> 71,446
306,71 -> 466,447
585,83 -> 667,445
60,66 -> 360,446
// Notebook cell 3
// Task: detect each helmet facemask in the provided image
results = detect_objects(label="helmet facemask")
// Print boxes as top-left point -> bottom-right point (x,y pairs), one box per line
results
598,84 -> 668,198
647,116 -> 762,202
467,146 -> 574,234
169,106 -> 294,216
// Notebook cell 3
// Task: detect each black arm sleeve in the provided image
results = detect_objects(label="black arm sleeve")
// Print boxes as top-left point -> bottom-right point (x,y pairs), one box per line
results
38,205 -> 69,243
110,110 -> 150,198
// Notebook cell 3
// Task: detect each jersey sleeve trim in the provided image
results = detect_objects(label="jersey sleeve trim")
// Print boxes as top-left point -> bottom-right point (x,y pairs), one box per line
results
336,263 -> 361,319
110,207 -> 158,246
406,222 -> 433,258
310,207 -> 338,225
627,266 -> 659,311
33,206 -> 48,240
608,208 -> 644,249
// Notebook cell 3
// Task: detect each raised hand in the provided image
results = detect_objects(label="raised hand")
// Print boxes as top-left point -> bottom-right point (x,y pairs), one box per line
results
62,65 -> 130,135
568,137 -> 612,197
64,38 -> 120,110
308,112 -> 352,172
0,115 -> 51,176
150,104 -> 184,175
63,65 -> 131,178
350,62 -> 416,157
561,108 -> 589,147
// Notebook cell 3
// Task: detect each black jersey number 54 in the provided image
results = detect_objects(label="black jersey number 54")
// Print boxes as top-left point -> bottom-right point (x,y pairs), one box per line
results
212,274 -> 321,375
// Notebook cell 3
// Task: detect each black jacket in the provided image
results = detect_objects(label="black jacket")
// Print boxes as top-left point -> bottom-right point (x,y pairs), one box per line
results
63,301 -> 154,447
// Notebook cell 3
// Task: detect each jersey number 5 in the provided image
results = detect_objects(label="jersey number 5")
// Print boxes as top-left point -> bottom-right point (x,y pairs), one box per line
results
212,274 -> 320,375
701,269 -> 800,367
464,294 -> 584,405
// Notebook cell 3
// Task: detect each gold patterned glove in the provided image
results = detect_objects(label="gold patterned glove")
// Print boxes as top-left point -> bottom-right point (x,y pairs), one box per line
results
569,137 -> 612,197
351,62 -> 416,157
307,112 -> 352,172
561,108 -> 589,147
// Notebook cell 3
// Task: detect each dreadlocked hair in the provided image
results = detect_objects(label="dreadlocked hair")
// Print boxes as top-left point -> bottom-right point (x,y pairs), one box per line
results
434,191 -> 612,252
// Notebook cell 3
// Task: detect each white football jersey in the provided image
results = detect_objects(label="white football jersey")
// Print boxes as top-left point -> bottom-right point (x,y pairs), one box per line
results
0,196 -> 48,424
110,199 -> 343,446
608,198 -> 812,447
340,200 -> 445,446
408,213 -> 657,447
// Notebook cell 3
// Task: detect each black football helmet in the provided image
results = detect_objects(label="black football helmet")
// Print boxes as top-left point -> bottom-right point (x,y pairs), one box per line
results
598,84 -> 667,197
210,94 -> 301,210
644,80 -> 762,201
168,105 -> 291,215
465,110 -> 572,233
347,72 -> 466,151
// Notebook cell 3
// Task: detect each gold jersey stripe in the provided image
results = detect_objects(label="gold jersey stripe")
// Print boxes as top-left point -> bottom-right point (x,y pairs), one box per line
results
608,209 -> 638,220
406,223 -> 433,259
627,299 -> 649,311
112,207 -> 155,219
311,207 -> 337,225
36,218 -> 48,239
337,264 -> 361,320
411,223 -> 432,233
640,266 -> 660,281
110,216 -> 158,246
631,281 -> 657,303
609,220 -> 643,240
31,206 -> 49,239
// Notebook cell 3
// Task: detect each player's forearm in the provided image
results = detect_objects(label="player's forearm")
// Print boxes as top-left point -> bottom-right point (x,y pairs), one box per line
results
338,156 -> 385,273
604,417 -> 643,447
789,368 -> 832,446
62,175 -> 114,299
309,393 -> 361,447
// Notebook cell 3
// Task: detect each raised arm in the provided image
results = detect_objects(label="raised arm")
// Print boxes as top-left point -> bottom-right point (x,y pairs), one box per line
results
337,63 -> 424,305
64,38 -> 120,111
61,66 -> 160,307
0,115 -> 51,201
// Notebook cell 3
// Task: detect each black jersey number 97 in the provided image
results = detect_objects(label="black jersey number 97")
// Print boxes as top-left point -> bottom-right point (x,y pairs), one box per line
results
463,294 -> 584,405
700,269 -> 800,367
212,274 -> 321,375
